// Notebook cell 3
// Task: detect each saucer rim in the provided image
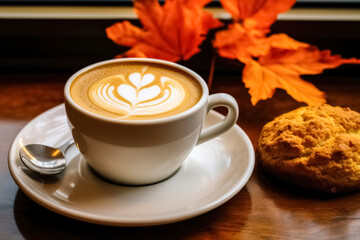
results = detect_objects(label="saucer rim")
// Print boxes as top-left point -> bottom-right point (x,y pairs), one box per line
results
8,104 -> 255,226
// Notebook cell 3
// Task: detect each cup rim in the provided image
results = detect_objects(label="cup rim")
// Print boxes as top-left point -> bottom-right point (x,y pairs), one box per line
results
64,58 -> 209,125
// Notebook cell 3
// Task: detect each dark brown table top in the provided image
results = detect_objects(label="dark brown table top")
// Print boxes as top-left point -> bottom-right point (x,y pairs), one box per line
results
1,71 -> 359,239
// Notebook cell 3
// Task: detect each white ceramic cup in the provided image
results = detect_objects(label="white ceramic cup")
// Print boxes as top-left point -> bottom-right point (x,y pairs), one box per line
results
64,58 -> 239,185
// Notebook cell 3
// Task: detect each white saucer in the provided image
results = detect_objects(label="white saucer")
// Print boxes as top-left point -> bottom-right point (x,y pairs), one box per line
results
8,104 -> 254,226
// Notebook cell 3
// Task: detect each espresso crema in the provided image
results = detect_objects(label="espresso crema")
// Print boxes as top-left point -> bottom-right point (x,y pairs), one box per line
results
70,62 -> 202,120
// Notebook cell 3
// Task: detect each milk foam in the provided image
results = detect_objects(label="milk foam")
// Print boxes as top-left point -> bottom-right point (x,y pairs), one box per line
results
88,68 -> 186,118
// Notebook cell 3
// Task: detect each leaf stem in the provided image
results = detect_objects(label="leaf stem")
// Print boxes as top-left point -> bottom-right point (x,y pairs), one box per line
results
208,53 -> 217,90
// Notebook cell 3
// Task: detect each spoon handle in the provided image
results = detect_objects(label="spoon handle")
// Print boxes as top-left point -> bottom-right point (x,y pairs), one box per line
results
58,138 -> 74,153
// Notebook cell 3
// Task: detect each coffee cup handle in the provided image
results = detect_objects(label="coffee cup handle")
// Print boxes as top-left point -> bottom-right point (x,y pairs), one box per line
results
196,93 -> 239,145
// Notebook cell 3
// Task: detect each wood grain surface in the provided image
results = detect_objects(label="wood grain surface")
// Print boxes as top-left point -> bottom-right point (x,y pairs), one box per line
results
1,71 -> 359,240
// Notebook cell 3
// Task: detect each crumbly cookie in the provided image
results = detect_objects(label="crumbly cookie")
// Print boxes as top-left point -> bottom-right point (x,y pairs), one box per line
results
258,104 -> 360,193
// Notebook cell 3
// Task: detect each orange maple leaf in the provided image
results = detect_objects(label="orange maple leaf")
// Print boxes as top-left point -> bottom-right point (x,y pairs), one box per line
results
213,23 -> 308,62
215,0 -> 360,105
243,47 -> 360,105
106,0 -> 222,62
220,0 -> 296,31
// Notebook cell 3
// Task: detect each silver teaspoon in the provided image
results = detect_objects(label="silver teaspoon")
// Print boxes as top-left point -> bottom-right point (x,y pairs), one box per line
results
19,138 -> 74,175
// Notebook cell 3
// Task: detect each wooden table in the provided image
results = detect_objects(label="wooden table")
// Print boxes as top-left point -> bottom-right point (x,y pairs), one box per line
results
0,70 -> 359,239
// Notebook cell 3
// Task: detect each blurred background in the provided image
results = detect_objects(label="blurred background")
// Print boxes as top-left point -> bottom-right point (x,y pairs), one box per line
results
0,0 -> 360,77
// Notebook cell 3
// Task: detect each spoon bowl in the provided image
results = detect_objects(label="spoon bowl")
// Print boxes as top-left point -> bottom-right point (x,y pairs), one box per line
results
19,139 -> 73,175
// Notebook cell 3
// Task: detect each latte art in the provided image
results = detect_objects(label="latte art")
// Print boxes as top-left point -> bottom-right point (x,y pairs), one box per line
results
89,71 -> 186,118
70,62 -> 202,120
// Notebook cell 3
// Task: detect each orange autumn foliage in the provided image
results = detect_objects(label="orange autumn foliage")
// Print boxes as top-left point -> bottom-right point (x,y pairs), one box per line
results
106,0 -> 222,62
214,0 -> 360,105
106,0 -> 360,106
